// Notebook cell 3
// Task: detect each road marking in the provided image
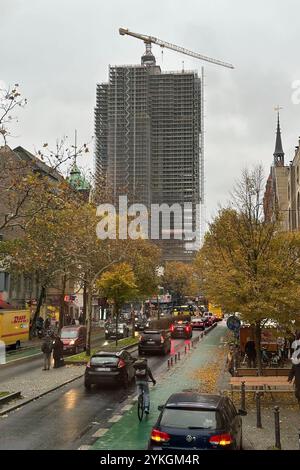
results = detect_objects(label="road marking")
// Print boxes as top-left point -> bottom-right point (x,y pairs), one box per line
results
78,445 -> 91,450
121,404 -> 133,412
92,428 -> 109,438
108,414 -> 122,423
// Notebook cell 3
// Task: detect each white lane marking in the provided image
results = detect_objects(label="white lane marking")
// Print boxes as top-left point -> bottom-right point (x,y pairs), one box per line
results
122,404 -> 133,411
108,414 -> 122,423
92,428 -> 109,438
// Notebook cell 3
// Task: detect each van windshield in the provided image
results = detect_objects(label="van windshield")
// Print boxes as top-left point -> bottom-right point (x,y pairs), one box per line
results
61,330 -> 78,339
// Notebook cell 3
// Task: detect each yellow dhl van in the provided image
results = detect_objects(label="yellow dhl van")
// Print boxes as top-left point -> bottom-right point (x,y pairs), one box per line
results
0,310 -> 30,348
208,303 -> 224,320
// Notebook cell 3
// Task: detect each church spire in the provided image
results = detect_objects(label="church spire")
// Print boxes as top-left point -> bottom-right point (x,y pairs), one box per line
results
273,108 -> 284,166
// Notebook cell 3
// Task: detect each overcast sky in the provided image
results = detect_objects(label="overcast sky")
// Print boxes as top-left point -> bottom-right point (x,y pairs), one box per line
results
1,0 -> 300,225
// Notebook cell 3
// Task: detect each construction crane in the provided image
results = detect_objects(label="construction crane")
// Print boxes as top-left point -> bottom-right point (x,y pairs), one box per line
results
119,27 -> 234,69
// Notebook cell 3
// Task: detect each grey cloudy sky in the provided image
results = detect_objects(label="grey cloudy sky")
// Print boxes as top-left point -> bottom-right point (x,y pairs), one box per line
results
1,0 -> 300,224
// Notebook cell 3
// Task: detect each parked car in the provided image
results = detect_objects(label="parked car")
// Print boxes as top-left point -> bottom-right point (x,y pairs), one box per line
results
149,392 -> 246,450
138,329 -> 171,355
105,322 -> 130,340
84,350 -> 136,389
190,317 -> 206,330
60,325 -> 87,354
170,320 -> 192,339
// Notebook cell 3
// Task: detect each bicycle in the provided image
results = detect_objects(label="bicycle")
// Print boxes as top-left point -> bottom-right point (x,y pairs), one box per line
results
137,381 -> 154,421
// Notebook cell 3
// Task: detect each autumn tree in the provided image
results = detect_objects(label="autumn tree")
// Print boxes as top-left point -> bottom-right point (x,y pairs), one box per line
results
162,261 -> 198,304
194,166 -> 300,374
97,263 -> 138,345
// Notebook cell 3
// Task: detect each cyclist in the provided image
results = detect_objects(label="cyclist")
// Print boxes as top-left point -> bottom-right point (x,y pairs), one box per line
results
134,358 -> 156,414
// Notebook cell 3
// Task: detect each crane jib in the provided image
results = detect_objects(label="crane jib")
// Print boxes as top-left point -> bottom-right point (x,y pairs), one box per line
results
119,28 -> 234,69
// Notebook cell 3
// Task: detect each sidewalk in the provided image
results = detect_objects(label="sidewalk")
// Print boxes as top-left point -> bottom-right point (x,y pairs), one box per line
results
91,323 -> 227,450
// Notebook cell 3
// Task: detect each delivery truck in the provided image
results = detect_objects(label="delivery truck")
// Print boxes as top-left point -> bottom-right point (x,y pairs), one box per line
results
0,310 -> 30,349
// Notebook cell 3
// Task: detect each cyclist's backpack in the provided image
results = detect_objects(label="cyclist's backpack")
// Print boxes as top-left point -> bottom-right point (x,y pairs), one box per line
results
134,359 -> 147,379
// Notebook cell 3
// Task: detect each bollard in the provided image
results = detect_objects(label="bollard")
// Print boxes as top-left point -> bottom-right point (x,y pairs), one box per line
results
184,346 -> 187,354
175,354 -> 177,363
274,406 -> 281,450
255,392 -> 262,428
178,351 -> 181,361
188,342 -> 191,350
170,357 -> 173,367
240,381 -> 246,412
167,359 -> 170,369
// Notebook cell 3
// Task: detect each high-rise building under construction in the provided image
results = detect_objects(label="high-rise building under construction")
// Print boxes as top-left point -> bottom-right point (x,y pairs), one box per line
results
94,48 -> 202,261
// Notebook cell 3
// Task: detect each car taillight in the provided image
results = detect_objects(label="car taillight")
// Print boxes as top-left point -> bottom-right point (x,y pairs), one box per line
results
118,359 -> 126,368
185,326 -> 190,332
170,325 -> 174,332
209,433 -> 233,446
151,429 -> 170,443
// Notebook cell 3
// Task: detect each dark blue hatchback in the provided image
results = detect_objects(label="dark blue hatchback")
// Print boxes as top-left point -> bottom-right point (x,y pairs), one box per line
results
149,392 -> 246,450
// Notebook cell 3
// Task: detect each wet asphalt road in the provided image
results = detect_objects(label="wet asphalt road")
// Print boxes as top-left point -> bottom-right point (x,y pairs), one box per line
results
0,335 -> 199,450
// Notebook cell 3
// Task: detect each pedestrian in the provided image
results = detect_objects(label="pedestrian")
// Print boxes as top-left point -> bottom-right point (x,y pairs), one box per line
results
291,333 -> 300,353
41,333 -> 53,371
288,345 -> 300,409
44,317 -> 51,332
245,337 -> 256,368
53,336 -> 64,368
226,344 -> 235,376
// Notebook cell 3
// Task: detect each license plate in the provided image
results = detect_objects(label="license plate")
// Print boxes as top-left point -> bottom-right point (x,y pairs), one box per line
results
177,328 -> 183,330
147,340 -> 155,343
63,347 -> 67,350
96,367 -> 111,371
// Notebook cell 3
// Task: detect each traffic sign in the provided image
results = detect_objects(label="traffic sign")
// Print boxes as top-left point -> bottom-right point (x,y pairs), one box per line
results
226,315 -> 241,331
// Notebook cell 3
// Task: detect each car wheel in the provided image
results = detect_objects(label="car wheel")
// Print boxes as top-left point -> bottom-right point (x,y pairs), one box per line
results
84,380 -> 91,390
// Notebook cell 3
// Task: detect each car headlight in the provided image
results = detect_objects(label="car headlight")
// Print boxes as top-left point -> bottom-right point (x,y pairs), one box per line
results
105,330 -> 108,333
69,340 -> 75,345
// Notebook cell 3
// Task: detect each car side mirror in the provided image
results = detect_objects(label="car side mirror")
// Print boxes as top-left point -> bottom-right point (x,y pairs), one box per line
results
158,405 -> 164,411
238,409 -> 247,416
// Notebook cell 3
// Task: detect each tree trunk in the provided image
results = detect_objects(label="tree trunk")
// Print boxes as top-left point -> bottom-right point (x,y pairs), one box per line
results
85,284 -> 92,356
82,278 -> 87,324
30,285 -> 46,337
115,304 -> 119,347
59,274 -> 67,330
254,321 -> 262,375
131,305 -> 135,338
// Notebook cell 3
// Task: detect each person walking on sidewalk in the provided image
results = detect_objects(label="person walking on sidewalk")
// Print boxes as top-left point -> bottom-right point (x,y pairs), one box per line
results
41,333 -> 53,371
288,345 -> 300,409
53,336 -> 64,368
245,337 -> 256,368
134,358 -> 156,414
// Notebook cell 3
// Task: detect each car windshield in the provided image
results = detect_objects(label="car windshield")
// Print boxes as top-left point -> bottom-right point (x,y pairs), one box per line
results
160,408 -> 222,430
91,356 -> 119,365
60,330 -> 78,339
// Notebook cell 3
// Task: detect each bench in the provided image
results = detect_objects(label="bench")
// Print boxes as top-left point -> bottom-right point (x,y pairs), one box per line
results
236,368 -> 291,377
230,376 -> 294,398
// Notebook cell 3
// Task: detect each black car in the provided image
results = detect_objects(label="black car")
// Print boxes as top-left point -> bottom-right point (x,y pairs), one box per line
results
138,329 -> 171,356
149,392 -> 246,450
105,322 -> 130,340
135,317 -> 149,331
84,350 -> 136,389
170,320 -> 193,339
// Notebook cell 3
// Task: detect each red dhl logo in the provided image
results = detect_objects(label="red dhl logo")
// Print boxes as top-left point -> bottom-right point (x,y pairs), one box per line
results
12,315 -> 27,324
